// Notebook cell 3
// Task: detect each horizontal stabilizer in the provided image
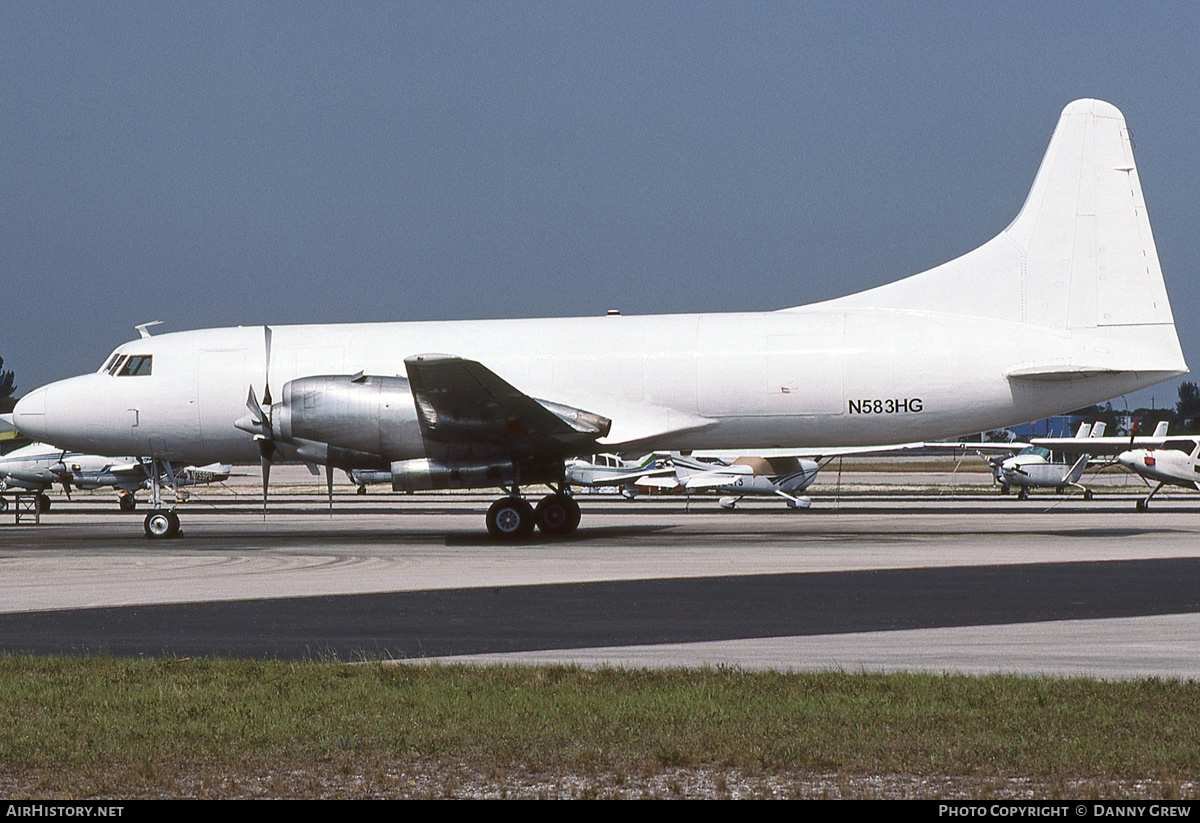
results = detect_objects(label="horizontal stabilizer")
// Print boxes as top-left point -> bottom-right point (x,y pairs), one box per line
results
1005,364 -> 1126,382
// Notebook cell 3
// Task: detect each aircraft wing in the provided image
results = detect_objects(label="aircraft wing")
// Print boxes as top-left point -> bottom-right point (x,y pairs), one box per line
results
106,461 -> 149,477
633,475 -> 682,489
1031,436 -> 1200,455
574,466 -> 676,486
404,354 -> 612,461
681,471 -> 750,491
688,441 -> 1027,461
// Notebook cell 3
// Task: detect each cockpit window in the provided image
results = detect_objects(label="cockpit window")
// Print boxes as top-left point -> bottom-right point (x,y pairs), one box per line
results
1017,446 -> 1051,459
99,351 -> 122,374
117,355 -> 153,376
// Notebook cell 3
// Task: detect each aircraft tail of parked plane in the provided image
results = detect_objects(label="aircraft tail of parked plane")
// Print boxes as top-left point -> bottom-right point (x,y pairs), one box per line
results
11,99 -> 1189,538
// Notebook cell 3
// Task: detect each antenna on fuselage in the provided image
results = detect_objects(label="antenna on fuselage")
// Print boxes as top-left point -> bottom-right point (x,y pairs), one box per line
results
134,321 -> 163,339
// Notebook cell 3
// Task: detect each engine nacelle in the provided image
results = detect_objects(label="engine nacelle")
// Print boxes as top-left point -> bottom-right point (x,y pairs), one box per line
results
389,458 -> 516,492
273,375 -> 424,464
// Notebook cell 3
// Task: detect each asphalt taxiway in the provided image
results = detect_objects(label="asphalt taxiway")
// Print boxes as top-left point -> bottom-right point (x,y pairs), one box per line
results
2,467 -> 1199,680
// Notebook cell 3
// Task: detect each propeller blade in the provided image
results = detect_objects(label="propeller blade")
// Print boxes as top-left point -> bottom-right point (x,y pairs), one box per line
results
246,386 -> 266,428
262,326 -> 273,407
260,450 -> 272,516
247,326 -> 277,519
326,463 -> 334,514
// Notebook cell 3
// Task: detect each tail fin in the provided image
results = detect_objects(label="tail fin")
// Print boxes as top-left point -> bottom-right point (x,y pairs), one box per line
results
1074,422 -> 1093,439
1090,422 -> 1107,438
818,100 -> 1178,333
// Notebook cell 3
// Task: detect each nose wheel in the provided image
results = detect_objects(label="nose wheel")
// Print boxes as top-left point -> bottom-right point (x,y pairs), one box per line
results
144,509 -> 182,539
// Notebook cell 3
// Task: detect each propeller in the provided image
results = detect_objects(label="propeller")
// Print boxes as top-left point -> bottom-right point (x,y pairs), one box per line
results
242,326 -> 275,515
49,450 -> 72,499
977,451 -> 1007,485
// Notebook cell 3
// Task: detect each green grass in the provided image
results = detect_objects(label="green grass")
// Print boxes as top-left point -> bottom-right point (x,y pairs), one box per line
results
0,657 -> 1197,798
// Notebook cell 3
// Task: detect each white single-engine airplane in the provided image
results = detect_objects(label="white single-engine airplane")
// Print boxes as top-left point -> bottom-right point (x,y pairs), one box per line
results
988,422 -> 1105,499
651,439 -> 1030,509
11,100 -> 1188,538
1033,422 -> 1200,509
0,441 -> 233,513
639,453 -> 821,509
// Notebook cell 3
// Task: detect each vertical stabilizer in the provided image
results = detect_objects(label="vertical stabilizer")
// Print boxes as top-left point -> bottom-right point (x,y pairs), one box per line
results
1010,99 -> 1171,329
813,100 -> 1177,333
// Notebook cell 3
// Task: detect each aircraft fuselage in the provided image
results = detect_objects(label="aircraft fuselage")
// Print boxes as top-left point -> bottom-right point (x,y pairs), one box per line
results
13,308 -> 1178,468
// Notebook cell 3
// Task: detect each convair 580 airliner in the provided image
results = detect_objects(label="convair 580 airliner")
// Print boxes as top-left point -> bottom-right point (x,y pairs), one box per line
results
13,100 -> 1188,538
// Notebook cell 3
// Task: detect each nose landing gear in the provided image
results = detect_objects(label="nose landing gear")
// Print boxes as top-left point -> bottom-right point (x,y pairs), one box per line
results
142,457 -> 184,539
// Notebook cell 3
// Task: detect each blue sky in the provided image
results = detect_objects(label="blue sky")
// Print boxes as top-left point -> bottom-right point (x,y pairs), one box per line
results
2,2 -> 1197,412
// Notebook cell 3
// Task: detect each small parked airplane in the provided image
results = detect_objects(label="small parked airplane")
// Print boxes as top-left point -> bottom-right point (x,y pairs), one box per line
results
0,441 -> 233,513
639,453 -> 820,509
346,453 -> 670,499
987,422 -> 1106,499
11,100 -> 1189,538
564,453 -> 672,498
1033,422 -> 1200,509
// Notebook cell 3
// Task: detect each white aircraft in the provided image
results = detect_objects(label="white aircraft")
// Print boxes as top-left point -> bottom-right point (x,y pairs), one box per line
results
345,453 -> 669,499
1033,421 -> 1200,509
641,453 -> 820,509
11,100 -> 1188,538
564,453 -> 671,498
989,422 -> 1105,499
0,441 -> 233,513
649,438 -> 1030,509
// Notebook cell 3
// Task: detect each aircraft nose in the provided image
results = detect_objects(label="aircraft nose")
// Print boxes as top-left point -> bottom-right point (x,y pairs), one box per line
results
11,387 -> 49,440
12,377 -> 92,446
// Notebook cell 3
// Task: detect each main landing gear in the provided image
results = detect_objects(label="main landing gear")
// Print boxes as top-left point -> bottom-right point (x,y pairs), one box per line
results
485,490 -> 581,539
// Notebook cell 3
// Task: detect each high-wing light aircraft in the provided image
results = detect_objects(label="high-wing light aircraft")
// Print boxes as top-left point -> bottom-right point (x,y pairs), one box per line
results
1034,422 -> 1200,509
0,441 -> 233,513
986,422 -> 1108,498
11,100 -> 1188,538
651,439 -> 1027,509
